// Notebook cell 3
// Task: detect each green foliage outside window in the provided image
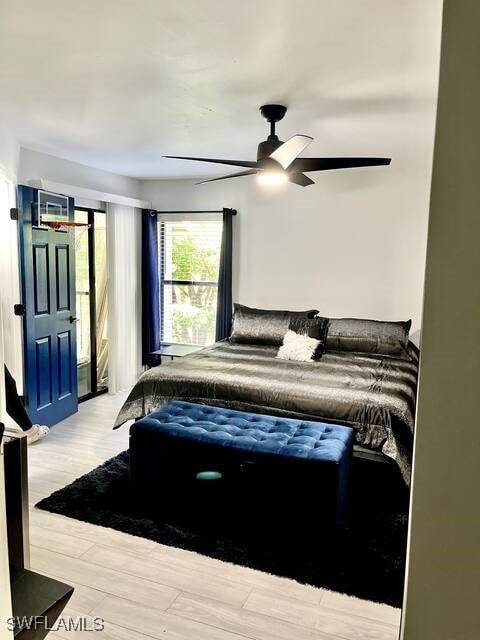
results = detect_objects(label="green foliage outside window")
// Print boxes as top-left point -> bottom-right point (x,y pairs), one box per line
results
168,226 -> 221,345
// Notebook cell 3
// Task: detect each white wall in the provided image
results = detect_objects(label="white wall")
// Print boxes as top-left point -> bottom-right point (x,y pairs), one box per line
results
401,2 -> 480,638
0,130 -> 22,398
18,148 -> 141,199
141,149 -> 435,336
0,127 -> 19,180
0,173 -> 22,395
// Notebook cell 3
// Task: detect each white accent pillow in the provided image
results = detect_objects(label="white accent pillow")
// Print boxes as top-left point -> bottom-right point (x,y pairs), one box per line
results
277,330 -> 321,362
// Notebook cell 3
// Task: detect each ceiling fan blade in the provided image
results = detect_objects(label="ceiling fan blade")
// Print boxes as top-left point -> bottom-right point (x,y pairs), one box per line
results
293,157 -> 391,172
269,135 -> 314,170
196,169 -> 258,185
288,173 -> 315,187
163,156 -> 258,169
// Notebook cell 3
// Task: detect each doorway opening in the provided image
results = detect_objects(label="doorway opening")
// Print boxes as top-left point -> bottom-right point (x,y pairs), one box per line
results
74,208 -> 108,400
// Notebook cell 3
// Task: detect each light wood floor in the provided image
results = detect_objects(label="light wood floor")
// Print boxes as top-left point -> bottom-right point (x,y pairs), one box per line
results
27,392 -> 401,640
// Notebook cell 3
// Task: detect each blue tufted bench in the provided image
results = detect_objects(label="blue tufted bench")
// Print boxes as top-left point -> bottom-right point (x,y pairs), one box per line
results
129,401 -> 354,528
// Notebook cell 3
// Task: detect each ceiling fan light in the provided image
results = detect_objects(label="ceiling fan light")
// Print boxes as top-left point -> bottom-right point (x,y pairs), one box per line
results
257,171 -> 288,186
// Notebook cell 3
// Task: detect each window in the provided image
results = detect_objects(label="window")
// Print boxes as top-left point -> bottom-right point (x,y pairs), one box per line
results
158,214 -> 223,346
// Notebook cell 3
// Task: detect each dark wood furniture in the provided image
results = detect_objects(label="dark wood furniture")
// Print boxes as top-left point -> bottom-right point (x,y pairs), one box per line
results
10,567 -> 74,640
2,427 -> 74,639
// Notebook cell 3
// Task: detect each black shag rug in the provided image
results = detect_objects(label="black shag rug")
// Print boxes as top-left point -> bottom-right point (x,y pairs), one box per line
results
36,451 -> 409,607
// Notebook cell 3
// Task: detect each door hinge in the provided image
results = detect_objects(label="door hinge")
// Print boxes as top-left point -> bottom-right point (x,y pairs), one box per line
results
10,208 -> 19,220
14,304 -> 26,316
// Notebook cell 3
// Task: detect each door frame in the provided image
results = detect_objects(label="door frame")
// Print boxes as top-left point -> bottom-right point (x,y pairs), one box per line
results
75,207 -> 108,402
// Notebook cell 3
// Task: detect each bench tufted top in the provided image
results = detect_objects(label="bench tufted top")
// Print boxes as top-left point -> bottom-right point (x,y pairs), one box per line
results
131,401 -> 353,464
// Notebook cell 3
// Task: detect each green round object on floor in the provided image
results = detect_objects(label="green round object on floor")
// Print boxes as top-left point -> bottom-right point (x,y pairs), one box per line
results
195,470 -> 223,481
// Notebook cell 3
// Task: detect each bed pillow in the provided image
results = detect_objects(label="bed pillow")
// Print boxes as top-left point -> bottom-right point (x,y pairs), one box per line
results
326,317 -> 412,358
277,317 -> 329,362
230,304 -> 319,346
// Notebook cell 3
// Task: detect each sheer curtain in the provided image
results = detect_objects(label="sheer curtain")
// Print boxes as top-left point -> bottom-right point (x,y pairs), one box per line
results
106,203 -> 143,394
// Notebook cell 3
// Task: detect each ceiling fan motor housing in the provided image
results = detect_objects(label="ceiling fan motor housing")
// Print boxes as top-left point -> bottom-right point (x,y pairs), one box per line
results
257,136 -> 284,163
260,104 -> 287,124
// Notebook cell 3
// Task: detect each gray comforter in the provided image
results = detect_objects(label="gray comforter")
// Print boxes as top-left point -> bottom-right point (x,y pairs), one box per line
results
115,341 -> 418,483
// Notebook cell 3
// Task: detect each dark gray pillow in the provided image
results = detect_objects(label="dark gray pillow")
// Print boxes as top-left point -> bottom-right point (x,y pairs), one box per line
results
230,304 -> 319,346
326,317 -> 412,358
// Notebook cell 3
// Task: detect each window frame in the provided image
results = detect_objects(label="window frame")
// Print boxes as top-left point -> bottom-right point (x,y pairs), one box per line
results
157,212 -> 223,347
74,207 -> 109,401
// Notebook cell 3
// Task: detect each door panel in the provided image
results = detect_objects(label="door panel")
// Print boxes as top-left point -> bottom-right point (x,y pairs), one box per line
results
33,243 -> 50,315
57,331 -> 72,399
34,336 -> 52,410
18,186 -> 78,426
55,244 -> 71,311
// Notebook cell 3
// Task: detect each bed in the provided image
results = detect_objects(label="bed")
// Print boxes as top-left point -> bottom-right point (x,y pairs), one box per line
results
114,340 -> 418,484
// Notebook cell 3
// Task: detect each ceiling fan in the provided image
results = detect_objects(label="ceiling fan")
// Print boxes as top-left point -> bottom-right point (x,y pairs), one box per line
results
163,104 -> 391,187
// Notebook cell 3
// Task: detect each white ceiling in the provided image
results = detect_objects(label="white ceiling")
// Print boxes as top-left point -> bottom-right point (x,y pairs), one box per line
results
0,0 -> 441,179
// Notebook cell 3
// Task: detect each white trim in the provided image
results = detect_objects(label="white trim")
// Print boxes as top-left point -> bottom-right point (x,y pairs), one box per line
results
0,162 -> 16,185
28,179 -> 150,209
75,197 -> 104,210
0,171 -> 23,396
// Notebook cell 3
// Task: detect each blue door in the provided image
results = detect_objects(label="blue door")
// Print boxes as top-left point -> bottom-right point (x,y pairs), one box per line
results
18,186 -> 78,426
